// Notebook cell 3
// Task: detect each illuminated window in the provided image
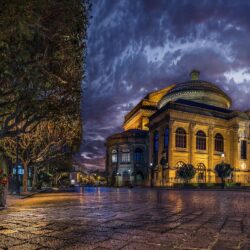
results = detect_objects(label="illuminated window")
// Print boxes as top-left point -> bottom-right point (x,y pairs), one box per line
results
176,161 -> 185,168
241,140 -> 247,160
134,148 -> 143,162
111,149 -> 118,163
121,149 -> 130,163
197,163 -> 206,182
164,128 -> 169,149
214,133 -> 224,152
175,128 -> 186,148
196,130 -> 206,150
153,131 -> 159,164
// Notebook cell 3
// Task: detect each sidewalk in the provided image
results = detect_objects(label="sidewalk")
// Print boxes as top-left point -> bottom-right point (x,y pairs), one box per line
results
3,188 -> 52,208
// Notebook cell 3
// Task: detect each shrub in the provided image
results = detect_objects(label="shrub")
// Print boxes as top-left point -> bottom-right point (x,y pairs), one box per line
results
214,163 -> 233,188
176,164 -> 196,183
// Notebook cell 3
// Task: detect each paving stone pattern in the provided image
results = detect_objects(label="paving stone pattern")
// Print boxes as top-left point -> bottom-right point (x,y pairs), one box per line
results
0,188 -> 250,250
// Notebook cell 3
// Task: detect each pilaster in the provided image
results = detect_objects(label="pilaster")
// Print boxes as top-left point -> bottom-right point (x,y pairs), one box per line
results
208,126 -> 214,183
168,120 -> 174,168
189,123 -> 195,164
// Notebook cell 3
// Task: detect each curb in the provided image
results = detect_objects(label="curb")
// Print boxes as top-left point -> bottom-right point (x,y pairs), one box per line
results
17,188 -> 52,200
0,188 -> 52,210
19,188 -> 53,199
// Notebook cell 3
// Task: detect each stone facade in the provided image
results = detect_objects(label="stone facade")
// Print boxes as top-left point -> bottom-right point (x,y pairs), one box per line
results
106,70 -> 250,186
105,130 -> 149,187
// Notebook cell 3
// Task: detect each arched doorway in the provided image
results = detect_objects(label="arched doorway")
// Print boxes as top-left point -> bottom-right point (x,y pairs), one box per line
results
196,163 -> 206,183
122,170 -> 130,186
111,169 -> 116,186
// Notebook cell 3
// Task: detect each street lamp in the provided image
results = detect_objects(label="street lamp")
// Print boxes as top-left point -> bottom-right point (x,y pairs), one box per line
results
14,134 -> 20,195
149,162 -> 154,188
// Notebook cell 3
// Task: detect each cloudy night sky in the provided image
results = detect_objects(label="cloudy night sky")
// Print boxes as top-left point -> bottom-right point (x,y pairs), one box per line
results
79,0 -> 250,170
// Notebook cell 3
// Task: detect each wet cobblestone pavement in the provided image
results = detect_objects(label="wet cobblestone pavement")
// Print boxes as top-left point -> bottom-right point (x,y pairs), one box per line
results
1,188 -> 250,250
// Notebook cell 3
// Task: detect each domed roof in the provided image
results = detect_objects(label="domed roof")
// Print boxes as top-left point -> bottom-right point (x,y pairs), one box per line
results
158,70 -> 232,109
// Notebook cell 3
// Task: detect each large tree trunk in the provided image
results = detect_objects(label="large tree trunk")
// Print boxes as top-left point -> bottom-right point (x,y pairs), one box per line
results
23,162 -> 28,193
0,187 -> 7,207
32,167 -> 38,191
55,173 -> 62,186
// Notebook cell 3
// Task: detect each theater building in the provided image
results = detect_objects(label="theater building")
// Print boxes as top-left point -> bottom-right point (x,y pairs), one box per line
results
105,70 -> 250,186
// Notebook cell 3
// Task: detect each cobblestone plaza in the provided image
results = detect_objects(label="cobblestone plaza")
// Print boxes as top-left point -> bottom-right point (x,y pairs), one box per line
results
1,188 -> 250,249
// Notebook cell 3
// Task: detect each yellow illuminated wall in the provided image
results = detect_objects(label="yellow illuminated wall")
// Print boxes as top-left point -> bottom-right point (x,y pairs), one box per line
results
123,85 -> 175,131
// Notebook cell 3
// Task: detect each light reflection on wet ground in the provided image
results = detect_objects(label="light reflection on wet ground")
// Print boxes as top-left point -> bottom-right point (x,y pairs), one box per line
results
11,187 -> 250,214
1,187 -> 250,249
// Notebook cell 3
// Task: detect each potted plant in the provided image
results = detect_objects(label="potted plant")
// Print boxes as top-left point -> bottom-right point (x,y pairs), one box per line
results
0,169 -> 8,207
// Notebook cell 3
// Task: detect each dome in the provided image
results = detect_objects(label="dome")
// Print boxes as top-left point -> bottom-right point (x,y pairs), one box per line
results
158,70 -> 232,109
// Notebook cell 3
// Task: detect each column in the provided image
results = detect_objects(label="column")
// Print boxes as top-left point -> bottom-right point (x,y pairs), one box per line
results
189,123 -> 195,165
208,126 -> 214,183
158,126 -> 165,186
233,127 -> 239,170
168,120 -> 174,184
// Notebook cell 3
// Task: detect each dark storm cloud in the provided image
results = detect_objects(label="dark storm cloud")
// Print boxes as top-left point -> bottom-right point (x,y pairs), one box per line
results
77,0 -> 250,170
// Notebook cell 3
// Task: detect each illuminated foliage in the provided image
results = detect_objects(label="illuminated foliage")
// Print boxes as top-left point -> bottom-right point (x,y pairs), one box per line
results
1,118 -> 81,191
0,0 -> 89,137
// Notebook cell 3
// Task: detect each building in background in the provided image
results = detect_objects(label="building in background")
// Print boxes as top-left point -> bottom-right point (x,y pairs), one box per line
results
105,130 -> 148,186
106,70 -> 250,186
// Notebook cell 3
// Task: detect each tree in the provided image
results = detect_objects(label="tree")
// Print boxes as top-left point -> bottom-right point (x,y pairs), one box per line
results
0,0 -> 89,196
1,118 -> 81,192
0,0 -> 89,138
176,164 -> 196,183
44,158 -> 73,187
214,163 -> 233,188
0,168 -> 8,207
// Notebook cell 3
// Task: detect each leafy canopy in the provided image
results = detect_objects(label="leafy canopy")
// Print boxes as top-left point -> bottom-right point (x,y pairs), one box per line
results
176,164 -> 196,183
0,0 -> 89,138
214,163 -> 233,180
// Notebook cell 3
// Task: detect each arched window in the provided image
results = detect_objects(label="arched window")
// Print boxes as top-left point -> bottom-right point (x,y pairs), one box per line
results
214,133 -> 224,152
241,140 -> 247,160
175,128 -> 187,148
176,161 -> 185,168
121,149 -> 130,163
197,163 -> 206,182
153,131 -> 159,164
196,130 -> 206,150
111,149 -> 118,163
134,148 -> 144,163
164,128 -> 169,149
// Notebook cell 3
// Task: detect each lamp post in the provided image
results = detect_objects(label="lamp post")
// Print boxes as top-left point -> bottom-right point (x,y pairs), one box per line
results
149,162 -> 154,188
221,153 -> 225,162
15,134 -> 20,195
